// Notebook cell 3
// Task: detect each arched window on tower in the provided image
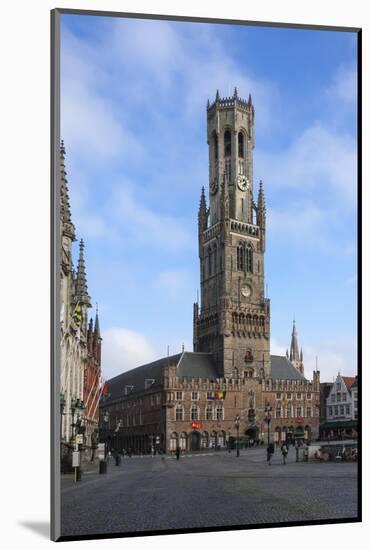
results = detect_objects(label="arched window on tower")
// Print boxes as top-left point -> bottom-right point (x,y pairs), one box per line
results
237,245 -> 244,271
224,130 -> 231,157
208,247 -> 212,276
246,244 -> 253,273
238,132 -> 244,158
213,132 -> 218,162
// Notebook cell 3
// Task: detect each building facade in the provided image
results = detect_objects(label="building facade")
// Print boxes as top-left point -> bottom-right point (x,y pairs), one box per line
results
100,90 -> 320,453
320,373 -> 358,440
60,142 -> 102,458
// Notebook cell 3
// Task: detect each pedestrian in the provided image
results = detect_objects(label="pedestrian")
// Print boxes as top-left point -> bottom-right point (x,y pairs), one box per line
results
281,442 -> 288,465
176,446 -> 180,461
267,442 -> 274,465
295,440 -> 299,462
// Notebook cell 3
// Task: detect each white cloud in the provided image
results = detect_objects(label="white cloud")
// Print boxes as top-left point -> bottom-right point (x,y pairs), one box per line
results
326,64 -> 357,105
271,335 -> 357,383
102,327 -> 159,379
256,123 -> 357,203
111,186 -> 192,251
155,269 -> 191,299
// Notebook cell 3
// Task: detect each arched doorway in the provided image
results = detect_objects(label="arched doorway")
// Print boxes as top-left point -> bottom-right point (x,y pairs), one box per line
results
201,431 -> 209,449
190,431 -> 201,451
304,425 -> 311,442
169,432 -> 178,452
245,427 -> 258,441
210,431 -> 217,449
179,432 -> 187,451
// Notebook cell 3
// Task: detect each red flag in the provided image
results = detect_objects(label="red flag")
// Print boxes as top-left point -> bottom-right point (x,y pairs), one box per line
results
102,382 -> 108,396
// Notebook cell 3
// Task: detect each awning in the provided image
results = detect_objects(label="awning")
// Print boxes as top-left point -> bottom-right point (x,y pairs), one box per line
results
319,420 -> 358,431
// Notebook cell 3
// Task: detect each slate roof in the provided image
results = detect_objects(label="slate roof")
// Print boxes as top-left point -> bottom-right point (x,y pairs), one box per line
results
104,353 -> 182,402
177,352 -> 218,379
103,352 -> 306,403
271,355 -> 306,381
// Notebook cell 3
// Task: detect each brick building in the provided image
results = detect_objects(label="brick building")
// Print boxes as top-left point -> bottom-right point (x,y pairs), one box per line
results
100,90 -> 320,453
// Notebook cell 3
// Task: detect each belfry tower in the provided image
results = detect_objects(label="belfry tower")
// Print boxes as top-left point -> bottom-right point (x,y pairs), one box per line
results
193,89 -> 271,378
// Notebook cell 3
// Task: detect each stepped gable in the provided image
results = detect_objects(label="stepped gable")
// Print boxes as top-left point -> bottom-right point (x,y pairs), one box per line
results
271,355 -> 306,381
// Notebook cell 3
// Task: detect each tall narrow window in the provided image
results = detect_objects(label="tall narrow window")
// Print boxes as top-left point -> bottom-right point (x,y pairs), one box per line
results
208,248 -> 212,276
238,132 -> 244,158
213,246 -> 217,273
237,245 -> 244,271
246,245 -> 253,273
224,130 -> 231,157
213,131 -> 218,162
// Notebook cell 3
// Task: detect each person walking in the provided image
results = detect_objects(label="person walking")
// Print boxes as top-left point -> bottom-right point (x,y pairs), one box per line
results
176,446 -> 181,461
267,442 -> 274,465
281,442 -> 288,465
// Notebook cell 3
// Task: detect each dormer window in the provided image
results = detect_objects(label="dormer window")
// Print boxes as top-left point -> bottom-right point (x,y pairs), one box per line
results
124,385 -> 134,396
144,379 -> 155,390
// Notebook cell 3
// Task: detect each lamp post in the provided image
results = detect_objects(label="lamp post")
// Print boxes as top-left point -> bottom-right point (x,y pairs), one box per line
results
103,410 -> 109,457
60,393 -> 66,441
235,415 -> 241,457
264,403 -> 272,446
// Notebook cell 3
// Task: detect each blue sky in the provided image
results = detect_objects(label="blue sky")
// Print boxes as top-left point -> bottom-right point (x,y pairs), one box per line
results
61,15 -> 357,382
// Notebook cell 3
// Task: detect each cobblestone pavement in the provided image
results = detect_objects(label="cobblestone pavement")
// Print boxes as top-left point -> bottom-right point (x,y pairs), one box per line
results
60,446 -> 358,537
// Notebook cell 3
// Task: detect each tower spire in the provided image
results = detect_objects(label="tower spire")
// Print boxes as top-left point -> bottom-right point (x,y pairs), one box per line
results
289,319 -> 300,362
233,86 -> 238,99
94,303 -> 101,339
198,186 -> 208,231
75,239 -> 91,306
60,140 -> 75,240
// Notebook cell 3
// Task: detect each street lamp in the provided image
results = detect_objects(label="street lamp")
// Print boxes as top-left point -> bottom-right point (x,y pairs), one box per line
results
235,415 -> 241,457
264,403 -> 272,446
103,410 -> 109,457
60,392 -> 66,441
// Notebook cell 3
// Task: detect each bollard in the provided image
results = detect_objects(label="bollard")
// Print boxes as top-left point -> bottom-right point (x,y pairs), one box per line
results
99,459 -> 107,474
76,466 -> 82,481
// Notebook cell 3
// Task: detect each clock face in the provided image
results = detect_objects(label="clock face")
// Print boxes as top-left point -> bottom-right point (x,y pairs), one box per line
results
210,178 -> 218,195
241,284 -> 251,298
237,175 -> 249,191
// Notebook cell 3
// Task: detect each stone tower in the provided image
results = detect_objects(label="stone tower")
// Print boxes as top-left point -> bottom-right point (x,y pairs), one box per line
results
193,89 -> 271,378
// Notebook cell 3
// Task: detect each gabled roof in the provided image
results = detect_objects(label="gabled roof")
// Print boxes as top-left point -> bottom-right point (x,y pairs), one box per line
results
271,355 -> 306,381
342,376 -> 356,391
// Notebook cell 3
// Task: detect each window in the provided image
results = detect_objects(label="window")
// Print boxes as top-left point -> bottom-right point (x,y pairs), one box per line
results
208,248 -> 212,276
328,406 -> 333,416
334,406 -> 339,416
286,403 -> 292,418
191,404 -> 199,421
237,245 -> 243,271
306,407 -> 312,417
224,130 -> 231,156
206,405 -> 213,420
191,391 -> 199,401
175,405 -> 184,421
342,392 -> 347,401
213,132 -> 218,161
238,132 -> 244,157
276,405 -> 281,418
276,393 -> 282,399
340,405 -> 344,415
246,245 -> 253,273
346,405 -> 350,415
297,393 -> 301,400
307,393 -> 312,400
287,393 -> 292,400
336,393 -> 341,402
216,406 -> 224,421
296,405 -> 302,417
176,391 -> 183,401
331,394 -> 335,403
